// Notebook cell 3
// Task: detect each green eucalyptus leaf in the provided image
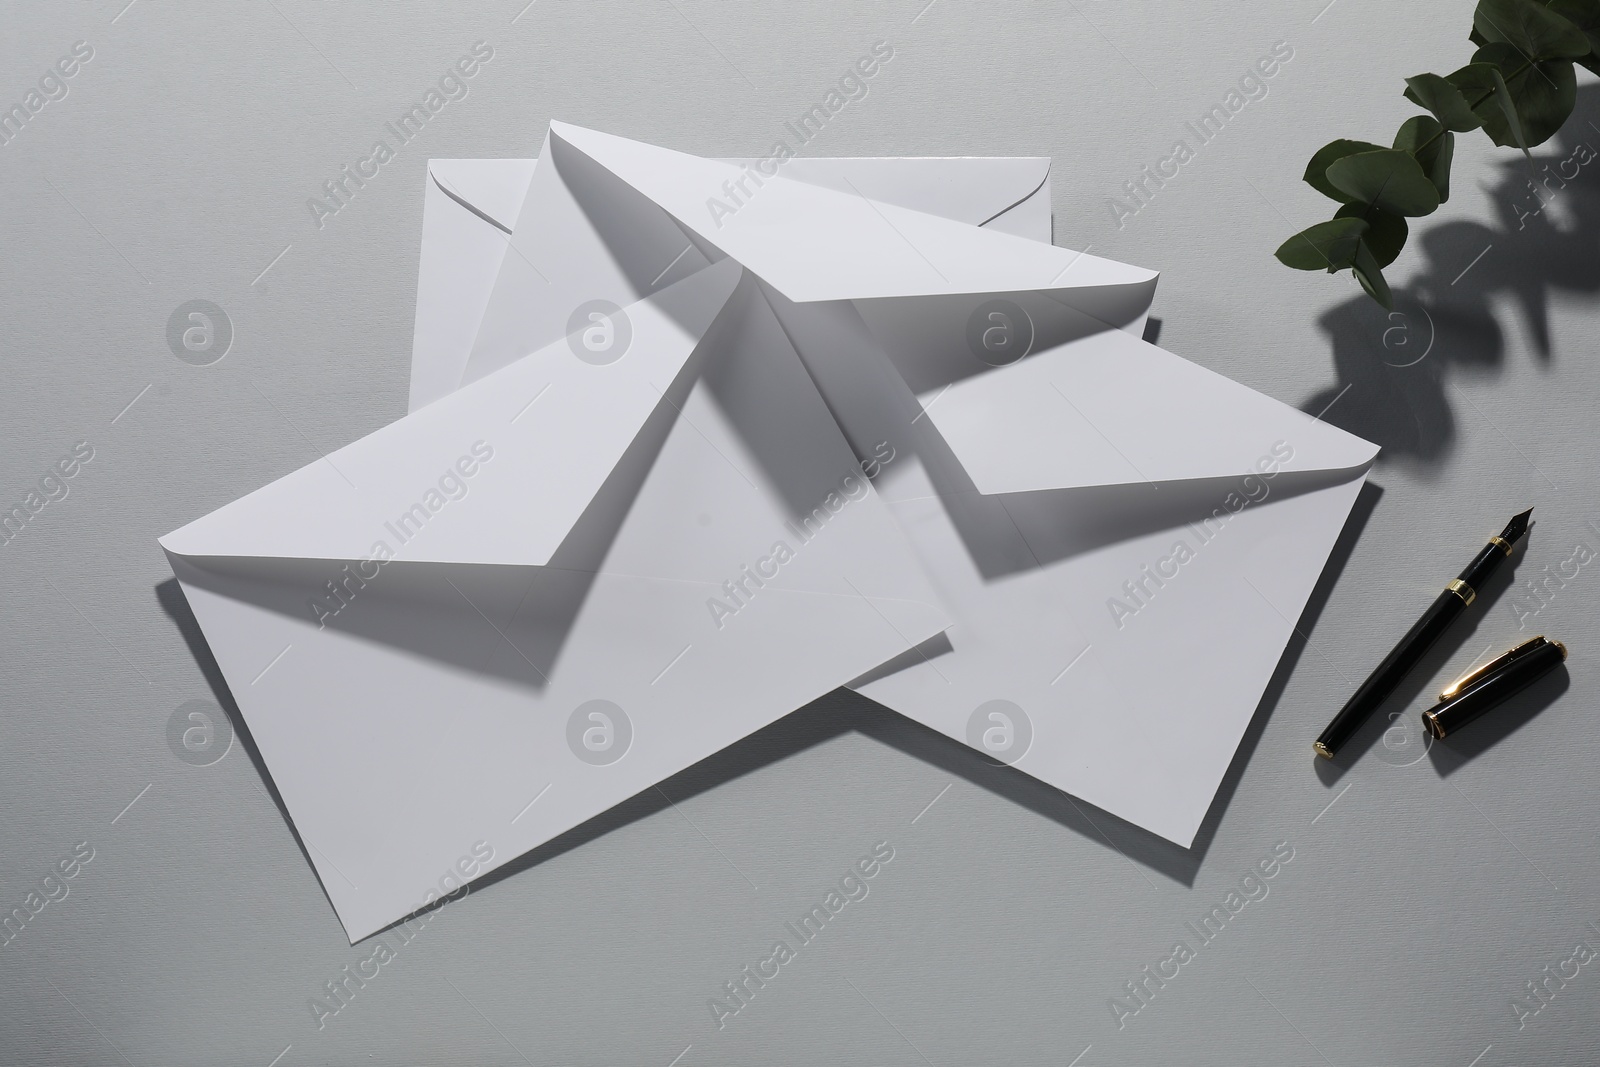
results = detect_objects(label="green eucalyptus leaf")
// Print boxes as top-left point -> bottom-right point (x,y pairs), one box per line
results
1393,116 -> 1456,202
1545,0 -> 1600,75
1274,217 -> 1369,271
1335,203 -> 1409,266
1471,24 -> 1491,46
1473,41 -> 1576,147
1404,73 -> 1484,131
1325,149 -> 1442,216
1474,0 -> 1590,58
1447,60 -> 1531,153
1303,139 -> 1388,203
1491,65 -> 1532,156
1434,130 -> 1457,201
1352,240 -> 1394,309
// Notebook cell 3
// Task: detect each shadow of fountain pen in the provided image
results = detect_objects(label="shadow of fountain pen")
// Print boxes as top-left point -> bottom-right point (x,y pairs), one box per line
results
1313,507 -> 1533,760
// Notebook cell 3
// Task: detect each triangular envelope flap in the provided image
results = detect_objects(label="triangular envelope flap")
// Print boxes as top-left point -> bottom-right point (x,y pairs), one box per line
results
427,158 -> 538,233
725,156 -> 1050,229
921,326 -> 1380,494
160,258 -> 742,566
548,122 -> 1156,308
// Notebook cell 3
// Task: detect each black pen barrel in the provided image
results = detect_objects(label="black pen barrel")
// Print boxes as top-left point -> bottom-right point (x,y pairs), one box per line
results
1314,588 -> 1468,757
1458,542 -> 1511,590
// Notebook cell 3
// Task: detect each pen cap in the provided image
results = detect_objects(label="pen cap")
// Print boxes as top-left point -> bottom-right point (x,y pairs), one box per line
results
1422,637 -> 1567,740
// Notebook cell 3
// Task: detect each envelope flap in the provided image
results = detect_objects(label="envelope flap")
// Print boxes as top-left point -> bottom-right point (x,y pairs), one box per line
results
434,156 -> 1052,236
548,121 -> 1154,308
410,160 -> 545,415
161,258 -> 742,566
920,326 -> 1380,494
725,156 -> 1050,230
427,158 -> 538,233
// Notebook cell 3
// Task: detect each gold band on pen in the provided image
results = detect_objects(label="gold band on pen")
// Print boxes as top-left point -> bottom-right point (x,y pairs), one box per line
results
1446,579 -> 1475,605
1422,706 -> 1448,739
1488,535 -> 1514,556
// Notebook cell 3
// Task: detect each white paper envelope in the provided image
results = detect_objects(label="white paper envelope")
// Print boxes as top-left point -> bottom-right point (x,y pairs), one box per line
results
816,306 -> 1379,846
162,153 -> 957,940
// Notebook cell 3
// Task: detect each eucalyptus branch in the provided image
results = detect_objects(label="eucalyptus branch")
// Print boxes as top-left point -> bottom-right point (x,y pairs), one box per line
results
1275,0 -> 1599,307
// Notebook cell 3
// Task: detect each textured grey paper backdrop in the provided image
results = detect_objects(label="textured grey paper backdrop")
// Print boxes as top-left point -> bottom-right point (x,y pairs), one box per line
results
3,1 -> 1598,1064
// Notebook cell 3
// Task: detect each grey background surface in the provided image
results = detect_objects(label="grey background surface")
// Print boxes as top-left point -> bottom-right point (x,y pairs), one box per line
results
3,1 -> 1598,1064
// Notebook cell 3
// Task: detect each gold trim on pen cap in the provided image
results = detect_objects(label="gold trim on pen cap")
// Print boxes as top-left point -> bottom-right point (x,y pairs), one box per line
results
1312,741 -> 1334,760
1422,706 -> 1448,739
1488,535 -> 1514,555
1445,578 -> 1476,606
1438,635 -> 1547,701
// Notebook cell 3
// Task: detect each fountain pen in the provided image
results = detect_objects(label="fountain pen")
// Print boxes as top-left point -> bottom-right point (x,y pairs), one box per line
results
1313,507 -> 1533,759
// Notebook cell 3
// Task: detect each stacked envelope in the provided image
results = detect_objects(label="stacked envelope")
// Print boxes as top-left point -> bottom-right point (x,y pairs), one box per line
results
161,122 -> 1379,941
